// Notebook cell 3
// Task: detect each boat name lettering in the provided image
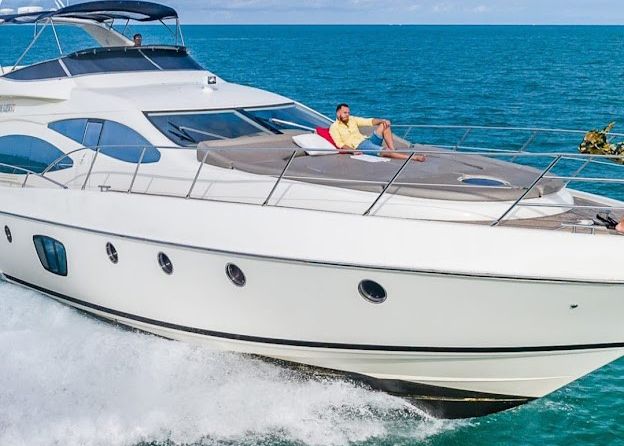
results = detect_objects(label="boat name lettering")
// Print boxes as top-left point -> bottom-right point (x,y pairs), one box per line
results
0,103 -> 15,113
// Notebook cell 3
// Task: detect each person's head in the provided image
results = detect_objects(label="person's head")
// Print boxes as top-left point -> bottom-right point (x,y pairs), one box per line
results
336,103 -> 350,123
133,33 -> 142,46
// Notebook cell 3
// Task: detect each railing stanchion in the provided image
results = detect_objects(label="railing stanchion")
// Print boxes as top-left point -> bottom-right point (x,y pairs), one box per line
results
564,156 -> 592,188
128,147 -> 147,193
491,155 -> 562,227
453,128 -> 472,151
186,148 -> 211,198
22,173 -> 30,188
363,152 -> 415,216
263,150 -> 298,206
511,130 -> 539,162
81,148 -> 101,191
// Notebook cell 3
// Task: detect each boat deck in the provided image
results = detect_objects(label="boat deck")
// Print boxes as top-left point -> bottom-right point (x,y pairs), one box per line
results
492,197 -> 622,234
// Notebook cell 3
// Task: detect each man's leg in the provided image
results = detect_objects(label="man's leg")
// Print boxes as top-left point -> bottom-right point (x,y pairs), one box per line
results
379,150 -> 426,162
376,123 -> 395,150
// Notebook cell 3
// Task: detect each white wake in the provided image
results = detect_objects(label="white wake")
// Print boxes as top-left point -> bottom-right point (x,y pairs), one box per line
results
0,281 -> 460,446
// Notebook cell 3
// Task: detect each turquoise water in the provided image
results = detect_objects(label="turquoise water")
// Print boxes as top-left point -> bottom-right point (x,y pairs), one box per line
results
1,25 -> 624,445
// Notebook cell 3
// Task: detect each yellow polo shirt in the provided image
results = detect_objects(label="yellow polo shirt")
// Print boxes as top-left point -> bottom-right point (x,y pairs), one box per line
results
329,116 -> 374,149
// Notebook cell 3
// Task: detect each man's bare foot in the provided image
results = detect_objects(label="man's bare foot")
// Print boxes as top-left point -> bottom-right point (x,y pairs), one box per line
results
414,154 -> 426,162
616,220 -> 624,233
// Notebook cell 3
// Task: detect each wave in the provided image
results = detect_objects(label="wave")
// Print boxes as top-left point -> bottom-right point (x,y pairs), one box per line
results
0,282 -> 461,446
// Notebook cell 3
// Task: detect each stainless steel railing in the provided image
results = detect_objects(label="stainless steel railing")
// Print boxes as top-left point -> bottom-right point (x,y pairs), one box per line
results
7,123 -> 624,230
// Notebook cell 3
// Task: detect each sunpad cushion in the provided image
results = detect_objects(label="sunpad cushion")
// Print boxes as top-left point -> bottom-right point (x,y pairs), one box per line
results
315,127 -> 338,148
292,133 -> 338,156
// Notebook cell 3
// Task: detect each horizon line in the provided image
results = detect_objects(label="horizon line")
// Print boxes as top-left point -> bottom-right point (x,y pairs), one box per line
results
179,23 -> 624,26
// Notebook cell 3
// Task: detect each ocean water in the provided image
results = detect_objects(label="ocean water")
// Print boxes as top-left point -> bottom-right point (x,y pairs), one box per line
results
1,25 -> 624,445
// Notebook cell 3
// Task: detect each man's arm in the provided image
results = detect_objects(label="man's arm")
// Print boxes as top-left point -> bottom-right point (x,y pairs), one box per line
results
371,118 -> 391,128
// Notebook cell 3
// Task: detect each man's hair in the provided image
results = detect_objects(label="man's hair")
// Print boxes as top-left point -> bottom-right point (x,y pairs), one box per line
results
336,103 -> 349,112
133,33 -> 142,39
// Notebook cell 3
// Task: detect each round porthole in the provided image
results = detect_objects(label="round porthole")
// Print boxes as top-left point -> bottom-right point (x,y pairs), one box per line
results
4,225 -> 11,243
106,242 -> 118,264
158,252 -> 173,275
358,280 -> 387,304
226,263 -> 246,287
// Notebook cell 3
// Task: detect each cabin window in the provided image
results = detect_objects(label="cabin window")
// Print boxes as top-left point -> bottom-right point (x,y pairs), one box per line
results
0,135 -> 72,174
147,111 -> 269,147
33,235 -> 68,276
49,119 -> 160,164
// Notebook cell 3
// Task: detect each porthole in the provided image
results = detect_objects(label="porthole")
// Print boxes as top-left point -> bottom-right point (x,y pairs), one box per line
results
158,252 -> 173,275
4,225 -> 11,243
106,242 -> 118,264
358,280 -> 387,304
226,263 -> 246,287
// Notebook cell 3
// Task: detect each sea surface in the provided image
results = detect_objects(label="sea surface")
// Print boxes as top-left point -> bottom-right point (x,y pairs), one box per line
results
1,24 -> 624,445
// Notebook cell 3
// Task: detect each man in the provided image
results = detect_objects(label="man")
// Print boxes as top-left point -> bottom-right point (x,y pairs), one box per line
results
133,33 -> 142,47
329,103 -> 425,162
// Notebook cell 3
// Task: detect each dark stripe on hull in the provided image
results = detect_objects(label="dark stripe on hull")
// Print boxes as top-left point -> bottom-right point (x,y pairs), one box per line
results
6,274 -> 624,354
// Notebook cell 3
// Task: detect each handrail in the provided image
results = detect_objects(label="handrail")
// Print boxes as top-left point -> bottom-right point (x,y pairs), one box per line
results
0,163 -> 68,189
2,122 -> 624,235
491,156 -> 562,226
263,150 -> 299,206
363,152 -> 415,216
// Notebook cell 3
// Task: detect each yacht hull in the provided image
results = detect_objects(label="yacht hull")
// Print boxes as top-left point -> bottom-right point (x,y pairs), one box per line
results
1,188 -> 624,418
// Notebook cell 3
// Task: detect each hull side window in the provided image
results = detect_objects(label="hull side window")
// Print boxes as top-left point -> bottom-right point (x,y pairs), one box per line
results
33,235 -> 68,276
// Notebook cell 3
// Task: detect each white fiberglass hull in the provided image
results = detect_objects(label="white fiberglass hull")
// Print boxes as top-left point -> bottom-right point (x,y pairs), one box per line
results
1,188 -> 624,418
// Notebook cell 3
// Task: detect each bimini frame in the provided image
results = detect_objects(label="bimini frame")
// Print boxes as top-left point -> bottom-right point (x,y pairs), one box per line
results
0,0 -> 185,72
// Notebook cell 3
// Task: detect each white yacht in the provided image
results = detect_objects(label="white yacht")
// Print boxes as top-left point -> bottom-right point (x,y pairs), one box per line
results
2,0 -> 624,419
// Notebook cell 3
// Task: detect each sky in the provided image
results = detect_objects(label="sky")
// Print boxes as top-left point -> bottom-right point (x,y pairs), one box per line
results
2,0 -> 624,24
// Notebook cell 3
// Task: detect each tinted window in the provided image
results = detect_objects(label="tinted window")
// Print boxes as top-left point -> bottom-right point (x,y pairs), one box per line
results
63,50 -> 156,76
244,105 -> 330,132
84,121 -> 103,147
142,48 -> 203,71
147,112 -> 268,147
0,135 -> 72,174
3,60 -> 67,81
48,119 -> 87,143
33,235 -> 68,276
49,119 -> 160,164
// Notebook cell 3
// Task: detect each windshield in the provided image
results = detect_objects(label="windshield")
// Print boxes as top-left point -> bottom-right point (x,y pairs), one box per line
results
243,104 -> 330,132
147,104 -> 331,147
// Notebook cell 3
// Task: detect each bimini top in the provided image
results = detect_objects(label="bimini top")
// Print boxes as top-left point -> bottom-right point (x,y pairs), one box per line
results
0,1 -> 178,25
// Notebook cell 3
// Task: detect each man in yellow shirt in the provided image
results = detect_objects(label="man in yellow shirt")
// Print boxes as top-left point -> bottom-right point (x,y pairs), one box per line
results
329,103 -> 425,162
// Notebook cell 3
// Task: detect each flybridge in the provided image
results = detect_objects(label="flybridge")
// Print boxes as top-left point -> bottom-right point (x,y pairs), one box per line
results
0,1 -> 187,76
